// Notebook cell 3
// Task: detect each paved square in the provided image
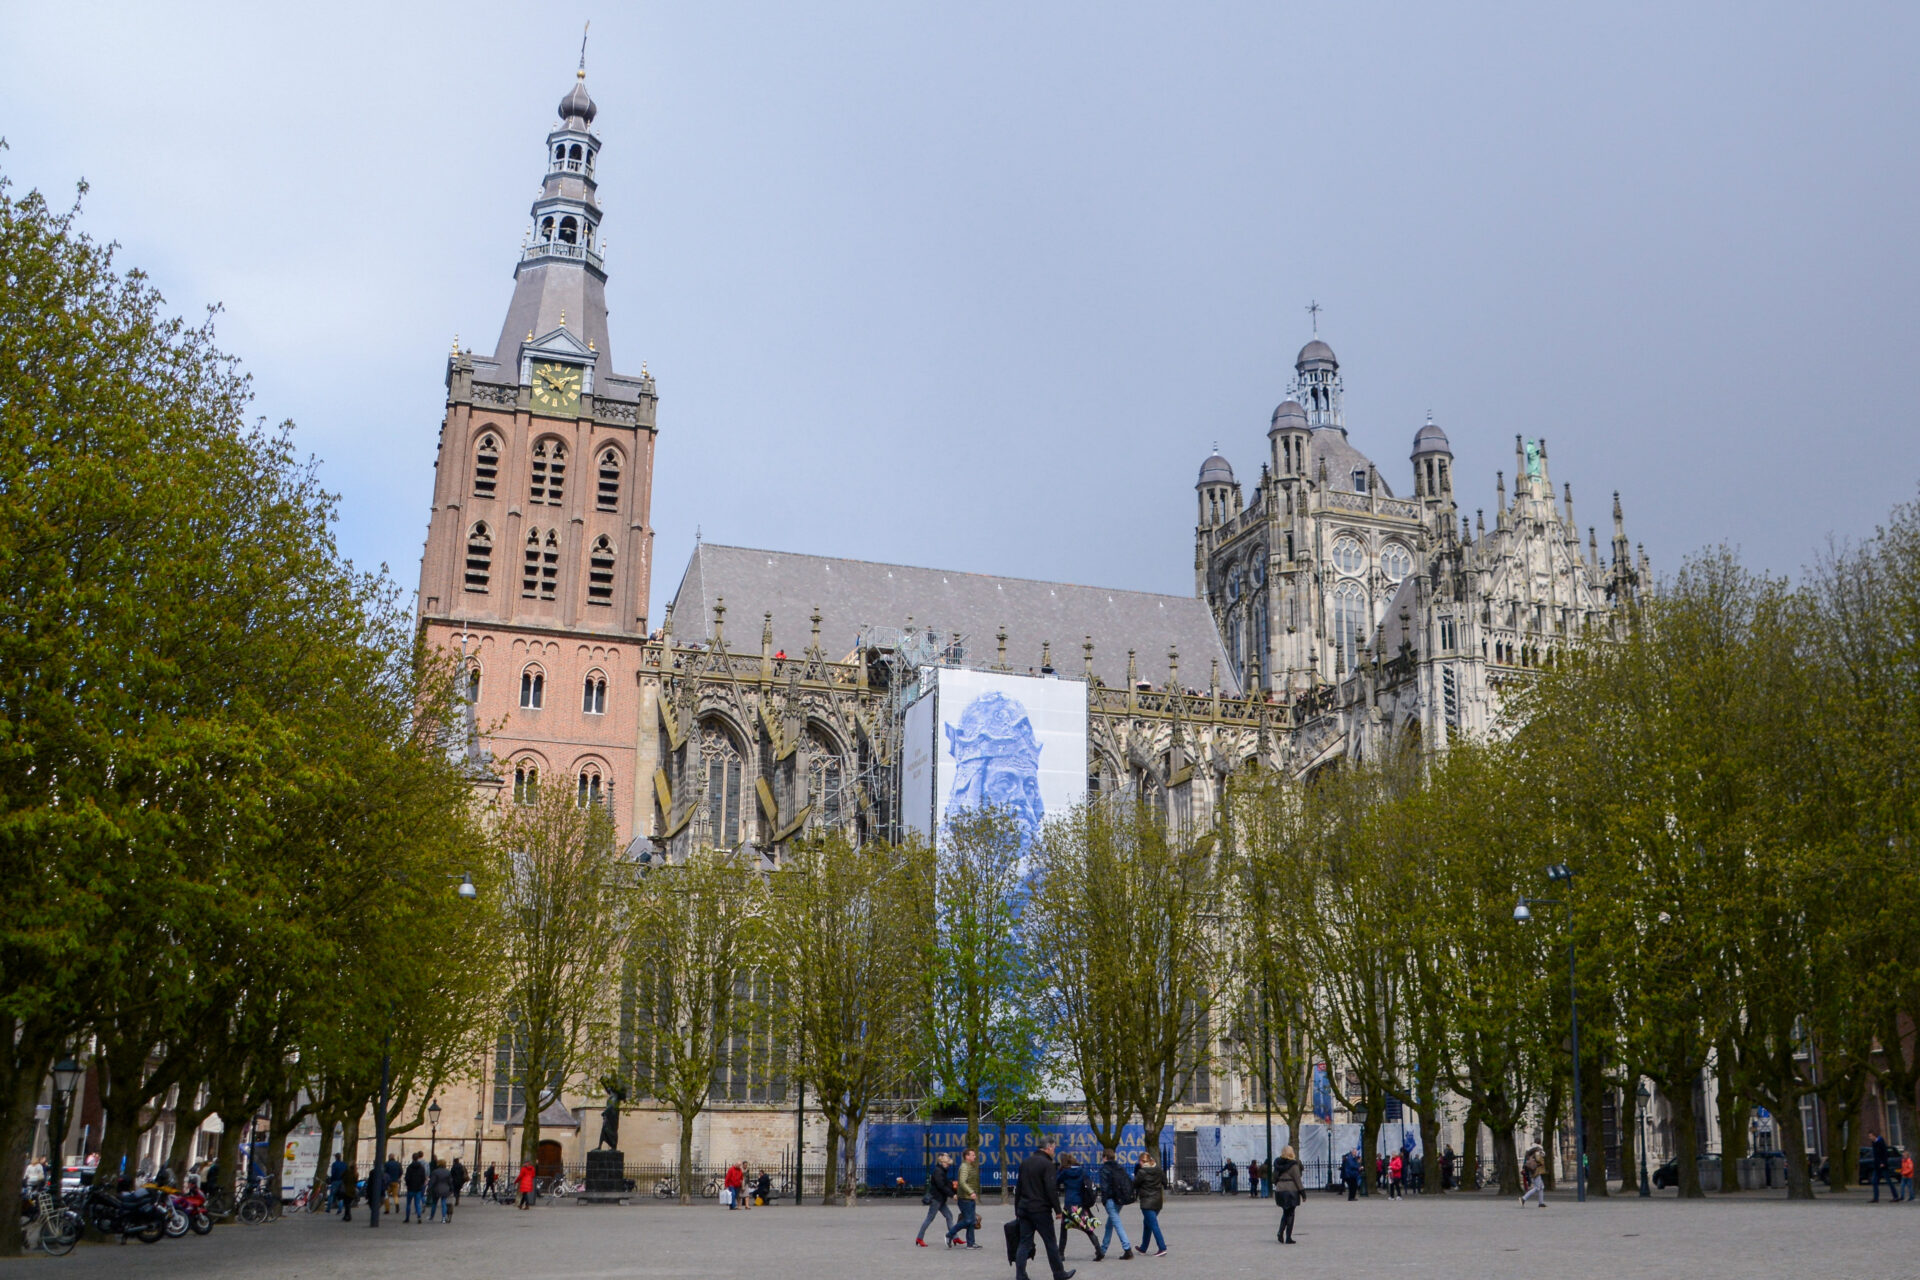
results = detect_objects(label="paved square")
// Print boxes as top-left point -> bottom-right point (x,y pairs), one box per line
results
4,1189 -> 1913,1280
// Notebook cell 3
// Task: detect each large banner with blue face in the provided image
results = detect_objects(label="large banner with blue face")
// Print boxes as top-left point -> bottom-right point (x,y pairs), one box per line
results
903,668 -> 1088,849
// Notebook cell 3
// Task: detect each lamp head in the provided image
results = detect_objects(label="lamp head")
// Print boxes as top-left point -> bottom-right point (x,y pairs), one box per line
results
429,1099 -> 442,1120
1513,900 -> 1533,923
456,873 -> 478,900
1547,863 -> 1572,882
52,1058 -> 82,1095
1636,1081 -> 1651,1102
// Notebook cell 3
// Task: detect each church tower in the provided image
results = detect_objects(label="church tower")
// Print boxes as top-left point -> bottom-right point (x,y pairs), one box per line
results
416,59 -> 657,844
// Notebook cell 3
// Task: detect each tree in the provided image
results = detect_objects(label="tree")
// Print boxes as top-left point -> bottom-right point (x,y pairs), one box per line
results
492,784 -> 634,1164
625,844 -> 761,1203
765,832 -> 931,1205
926,805 -> 1037,1156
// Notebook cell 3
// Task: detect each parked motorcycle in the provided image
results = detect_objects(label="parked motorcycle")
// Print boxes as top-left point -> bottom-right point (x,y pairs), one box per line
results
169,1179 -> 214,1235
77,1179 -> 171,1243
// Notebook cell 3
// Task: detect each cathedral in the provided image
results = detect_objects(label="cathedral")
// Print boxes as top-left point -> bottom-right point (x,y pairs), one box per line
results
412,64 -> 1646,1176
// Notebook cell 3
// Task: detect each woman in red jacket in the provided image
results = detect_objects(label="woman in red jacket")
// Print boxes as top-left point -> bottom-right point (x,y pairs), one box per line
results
516,1161 -> 537,1210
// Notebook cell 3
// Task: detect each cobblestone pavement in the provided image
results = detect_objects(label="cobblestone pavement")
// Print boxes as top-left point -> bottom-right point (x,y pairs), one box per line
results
3,1189 -> 1915,1280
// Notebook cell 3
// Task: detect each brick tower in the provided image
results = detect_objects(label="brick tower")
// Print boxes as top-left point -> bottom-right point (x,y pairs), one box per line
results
416,58 -> 657,843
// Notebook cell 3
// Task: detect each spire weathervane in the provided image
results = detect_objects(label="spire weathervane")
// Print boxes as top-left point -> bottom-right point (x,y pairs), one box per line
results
1306,300 -> 1322,335
579,21 -> 590,76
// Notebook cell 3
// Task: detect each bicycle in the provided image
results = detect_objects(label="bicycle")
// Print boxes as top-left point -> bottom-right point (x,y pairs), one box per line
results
652,1174 -> 723,1200
26,1183 -> 82,1256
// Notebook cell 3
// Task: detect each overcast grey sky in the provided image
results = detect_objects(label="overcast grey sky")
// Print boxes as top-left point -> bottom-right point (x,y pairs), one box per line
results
4,2 -> 1916,625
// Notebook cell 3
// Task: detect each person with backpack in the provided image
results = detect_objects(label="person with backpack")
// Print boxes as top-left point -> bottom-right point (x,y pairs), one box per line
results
449,1157 -> 468,1206
1271,1144 -> 1305,1244
483,1163 -> 498,1200
428,1159 -> 454,1223
1341,1148 -> 1360,1201
1097,1149 -> 1136,1261
404,1152 -> 428,1223
1519,1147 -> 1547,1208
915,1152 -> 955,1247
1133,1150 -> 1168,1257
1055,1153 -> 1102,1261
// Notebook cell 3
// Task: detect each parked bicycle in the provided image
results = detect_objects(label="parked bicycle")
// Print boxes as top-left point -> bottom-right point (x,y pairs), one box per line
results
652,1174 -> 722,1199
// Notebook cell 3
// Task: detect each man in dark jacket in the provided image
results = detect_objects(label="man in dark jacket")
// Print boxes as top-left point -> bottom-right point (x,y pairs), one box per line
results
1097,1150 -> 1135,1260
1341,1148 -> 1360,1201
404,1152 -> 428,1223
1013,1140 -> 1074,1280
1869,1131 -> 1898,1202
449,1157 -> 468,1205
327,1152 -> 347,1214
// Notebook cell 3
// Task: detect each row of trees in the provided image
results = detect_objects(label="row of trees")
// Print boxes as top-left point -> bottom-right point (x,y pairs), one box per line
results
0,170 -> 493,1250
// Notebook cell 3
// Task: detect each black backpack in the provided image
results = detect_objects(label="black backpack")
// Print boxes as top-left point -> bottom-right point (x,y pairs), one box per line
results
1109,1162 -> 1136,1206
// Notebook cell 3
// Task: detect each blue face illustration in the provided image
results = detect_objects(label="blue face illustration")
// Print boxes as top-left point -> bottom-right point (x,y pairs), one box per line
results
944,690 -> 1045,842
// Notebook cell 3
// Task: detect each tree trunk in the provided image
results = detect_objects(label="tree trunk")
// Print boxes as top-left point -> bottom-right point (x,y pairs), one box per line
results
94,1082 -> 147,1182
1360,1098 -> 1381,1196
821,1118 -> 842,1207
1491,1122 -> 1521,1195
965,1091 -> 981,1157
262,1095 -> 289,1205
1821,1093 -> 1851,1191
341,1112 -> 362,1181
1541,1085 -> 1561,1190
213,1113 -> 246,1207
1419,1108 -> 1442,1193
1665,1071 -> 1704,1198
1460,1103 -> 1482,1192
1716,1070 -> 1749,1194
0,1060 -> 45,1256
169,1100 -> 211,1179
677,1106 -> 696,1205
1777,1090 -> 1815,1200
306,1114 -> 338,1209
1584,1078 -> 1609,1197
1616,1082 -> 1638,1196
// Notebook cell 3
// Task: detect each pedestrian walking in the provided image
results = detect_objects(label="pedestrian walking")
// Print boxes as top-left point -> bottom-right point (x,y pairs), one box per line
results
1869,1131 -> 1898,1202
1247,1157 -> 1263,1199
1056,1153 -> 1102,1261
945,1147 -> 983,1249
1012,1139 -> 1074,1280
339,1162 -> 359,1223
1341,1148 -> 1360,1201
1097,1149 -> 1136,1260
1519,1147 -> 1547,1208
915,1152 -> 955,1246
483,1163 -> 498,1200
1271,1144 -> 1305,1244
428,1159 -> 453,1223
327,1151 -> 347,1214
384,1154 -> 403,1215
404,1152 -> 428,1222
1440,1145 -> 1456,1191
724,1161 -> 744,1209
516,1160 -> 536,1209
1900,1151 -> 1915,1204
1221,1157 -> 1238,1195
1133,1150 -> 1168,1257
450,1157 -> 468,1205
1388,1151 -> 1404,1199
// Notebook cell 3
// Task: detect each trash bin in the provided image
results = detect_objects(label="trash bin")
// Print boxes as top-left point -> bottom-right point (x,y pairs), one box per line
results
1696,1156 -> 1722,1193
1738,1157 -> 1766,1190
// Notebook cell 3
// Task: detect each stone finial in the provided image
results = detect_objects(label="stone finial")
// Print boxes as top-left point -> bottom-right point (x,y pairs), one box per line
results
1041,640 -> 1053,673
1083,636 -> 1095,679
1126,649 -> 1138,687
1168,645 -> 1180,688
810,606 -> 822,652
713,596 -> 726,647
996,625 -> 1008,669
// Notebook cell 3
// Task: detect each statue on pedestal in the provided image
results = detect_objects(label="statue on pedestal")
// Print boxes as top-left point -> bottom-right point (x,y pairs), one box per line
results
597,1084 -> 626,1151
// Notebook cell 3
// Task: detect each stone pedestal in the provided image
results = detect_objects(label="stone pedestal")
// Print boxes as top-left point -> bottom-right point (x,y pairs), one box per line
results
579,1148 -> 630,1204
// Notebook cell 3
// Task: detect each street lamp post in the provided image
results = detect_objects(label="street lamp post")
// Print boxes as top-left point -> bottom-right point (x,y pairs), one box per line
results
429,1099 -> 441,1164
1355,1103 -> 1369,1197
1261,990 -> 1274,1197
1636,1082 -> 1652,1197
473,1111 -> 484,1184
1515,862 -> 1585,1204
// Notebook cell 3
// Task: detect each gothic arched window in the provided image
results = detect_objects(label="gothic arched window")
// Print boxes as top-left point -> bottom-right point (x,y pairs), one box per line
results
466,664 -> 482,705
582,671 -> 607,715
464,522 -> 493,592
559,216 -> 579,245
540,215 -> 554,241
1332,535 -> 1365,575
519,665 -> 545,709
700,722 -> 748,849
513,759 -> 540,805
529,439 -> 567,506
473,434 -> 499,497
596,448 -> 621,511
577,763 -> 604,808
1381,543 -> 1413,582
587,536 -> 615,605
805,728 -> 846,833
1333,581 -> 1367,673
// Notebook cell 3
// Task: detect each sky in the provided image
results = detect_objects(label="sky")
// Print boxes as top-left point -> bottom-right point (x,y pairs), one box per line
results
3,2 -> 1916,627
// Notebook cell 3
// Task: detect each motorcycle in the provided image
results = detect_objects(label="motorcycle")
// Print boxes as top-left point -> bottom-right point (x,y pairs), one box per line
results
169,1179 -> 214,1235
77,1179 -> 171,1243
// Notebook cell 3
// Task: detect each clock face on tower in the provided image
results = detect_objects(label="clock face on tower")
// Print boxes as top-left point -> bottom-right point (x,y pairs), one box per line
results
531,361 -> 582,415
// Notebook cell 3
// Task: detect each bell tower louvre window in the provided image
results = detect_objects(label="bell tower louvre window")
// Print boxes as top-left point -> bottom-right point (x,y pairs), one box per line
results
464,523 -> 493,592
597,448 -> 621,511
522,528 -> 560,600
529,439 -> 567,506
473,434 -> 500,496
587,536 -> 615,604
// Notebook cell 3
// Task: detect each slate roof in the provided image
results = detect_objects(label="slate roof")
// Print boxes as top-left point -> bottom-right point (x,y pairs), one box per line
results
669,544 -> 1239,694
1308,426 -> 1395,498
